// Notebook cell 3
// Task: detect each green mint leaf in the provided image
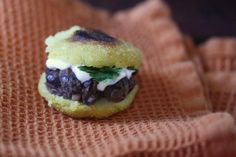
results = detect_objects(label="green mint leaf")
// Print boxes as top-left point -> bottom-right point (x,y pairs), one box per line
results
79,66 -> 121,82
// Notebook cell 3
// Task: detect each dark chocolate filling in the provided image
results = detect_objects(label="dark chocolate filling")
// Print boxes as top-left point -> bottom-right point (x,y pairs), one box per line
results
45,68 -> 136,105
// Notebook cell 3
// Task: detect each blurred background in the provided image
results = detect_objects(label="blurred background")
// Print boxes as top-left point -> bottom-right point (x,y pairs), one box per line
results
82,0 -> 236,44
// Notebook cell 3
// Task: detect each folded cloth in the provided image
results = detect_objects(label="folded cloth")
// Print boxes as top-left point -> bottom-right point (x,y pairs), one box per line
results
0,0 -> 236,157
184,36 -> 236,120
199,38 -> 236,119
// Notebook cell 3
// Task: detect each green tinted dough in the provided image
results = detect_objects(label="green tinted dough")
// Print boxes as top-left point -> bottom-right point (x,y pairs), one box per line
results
45,26 -> 141,69
38,73 -> 138,118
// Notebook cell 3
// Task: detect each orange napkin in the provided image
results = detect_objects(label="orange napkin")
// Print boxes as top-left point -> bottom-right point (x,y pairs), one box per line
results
199,38 -> 236,119
0,0 -> 235,156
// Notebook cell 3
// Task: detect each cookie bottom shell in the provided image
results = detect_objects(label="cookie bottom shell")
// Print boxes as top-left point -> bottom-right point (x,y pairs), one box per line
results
38,73 -> 138,118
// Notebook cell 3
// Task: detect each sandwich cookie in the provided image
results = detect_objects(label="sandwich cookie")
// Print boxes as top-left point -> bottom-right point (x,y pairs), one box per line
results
38,26 -> 141,118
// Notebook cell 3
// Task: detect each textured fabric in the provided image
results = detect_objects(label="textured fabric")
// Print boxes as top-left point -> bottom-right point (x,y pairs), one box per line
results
0,0 -> 236,157
184,36 -> 236,120
199,38 -> 236,119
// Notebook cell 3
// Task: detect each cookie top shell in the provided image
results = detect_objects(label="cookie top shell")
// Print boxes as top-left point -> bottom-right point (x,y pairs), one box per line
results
45,26 -> 141,69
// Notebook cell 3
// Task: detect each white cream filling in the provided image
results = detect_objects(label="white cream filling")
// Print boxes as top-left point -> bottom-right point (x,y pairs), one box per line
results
71,66 -> 91,83
96,68 -> 134,91
46,59 -> 71,70
46,59 -> 135,91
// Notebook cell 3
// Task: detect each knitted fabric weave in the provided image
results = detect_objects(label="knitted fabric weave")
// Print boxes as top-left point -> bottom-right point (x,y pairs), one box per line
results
199,38 -> 236,120
0,0 -> 236,157
184,36 -> 236,120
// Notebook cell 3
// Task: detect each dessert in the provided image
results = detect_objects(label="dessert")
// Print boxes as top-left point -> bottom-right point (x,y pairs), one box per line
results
38,26 -> 141,118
